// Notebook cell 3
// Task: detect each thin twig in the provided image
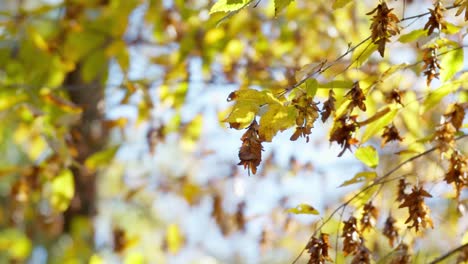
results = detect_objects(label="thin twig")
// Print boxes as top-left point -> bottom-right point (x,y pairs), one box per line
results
429,242 -> 468,264
291,134 -> 468,263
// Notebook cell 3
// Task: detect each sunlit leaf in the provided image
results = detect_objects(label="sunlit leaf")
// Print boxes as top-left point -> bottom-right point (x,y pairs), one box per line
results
210,0 -> 249,14
422,82 -> 459,112
355,146 -> 379,168
287,204 -> 320,215
166,224 -> 184,254
333,0 -> 353,9
398,29 -> 427,43
351,38 -> 378,67
274,0 -> 294,15
339,171 -> 377,187
50,169 -> 75,212
0,228 -> 32,260
258,104 -> 296,141
85,145 -> 120,172
361,106 -> 398,143
440,47 -> 464,82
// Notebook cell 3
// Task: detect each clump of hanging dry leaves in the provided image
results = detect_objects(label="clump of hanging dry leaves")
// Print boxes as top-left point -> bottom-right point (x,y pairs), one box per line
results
360,202 -> 379,232
238,120 -> 263,175
342,216 -> 362,256
422,46 -> 441,86
398,185 -> 434,232
424,1 -> 447,36
306,233 -> 332,264
367,2 -> 400,57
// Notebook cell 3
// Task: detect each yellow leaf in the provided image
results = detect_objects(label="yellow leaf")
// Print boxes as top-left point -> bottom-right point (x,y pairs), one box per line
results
339,171 -> 377,187
286,204 -> 320,215
258,104 -> 296,142
50,169 -> 75,212
361,105 -> 398,143
0,228 -> 32,260
225,101 -> 259,129
166,224 -> 183,254
333,0 -> 353,9
210,0 -> 249,14
85,146 -> 119,172
355,146 -> 379,168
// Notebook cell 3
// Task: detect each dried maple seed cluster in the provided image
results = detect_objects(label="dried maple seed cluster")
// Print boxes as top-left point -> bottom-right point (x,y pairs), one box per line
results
382,123 -> 403,145
383,215 -> 399,247
434,120 -> 456,153
330,115 -> 359,157
424,1 -> 447,35
238,121 -> 263,175
385,88 -> 404,106
367,2 -> 400,57
346,82 -> 367,112
321,89 -> 336,123
351,241 -> 371,264
360,202 -> 379,232
390,243 -> 412,264
342,216 -> 362,256
455,0 -> 468,21
290,93 -> 320,142
397,178 -> 408,203
306,233 -> 332,264
398,185 -> 434,232
444,150 -> 468,198
422,46 -> 441,86
444,103 -> 467,131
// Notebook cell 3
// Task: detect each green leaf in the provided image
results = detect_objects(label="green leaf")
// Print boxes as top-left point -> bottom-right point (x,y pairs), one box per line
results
339,171 -> 377,187
85,146 -> 120,171
50,169 -> 75,212
351,38 -> 377,67
305,78 -> 318,97
398,29 -> 427,43
274,0 -> 294,15
361,106 -> 398,143
210,0 -> 249,14
355,146 -> 379,168
333,0 -> 353,9
440,47 -> 464,82
422,82 -> 460,112
258,104 -> 296,142
287,204 -> 319,215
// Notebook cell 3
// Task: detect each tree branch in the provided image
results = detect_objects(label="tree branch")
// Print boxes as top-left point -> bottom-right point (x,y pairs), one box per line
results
291,134 -> 468,263
429,243 -> 468,264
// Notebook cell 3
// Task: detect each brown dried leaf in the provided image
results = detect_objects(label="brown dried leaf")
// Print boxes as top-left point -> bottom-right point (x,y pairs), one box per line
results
238,121 -> 263,175
367,2 -> 400,57
346,82 -> 367,112
398,185 -> 433,231
382,123 -> 403,146
383,215 -> 399,247
321,89 -> 336,123
424,2 -> 447,36
444,150 -> 468,198
342,216 -> 361,256
444,103 -> 466,131
306,233 -> 332,264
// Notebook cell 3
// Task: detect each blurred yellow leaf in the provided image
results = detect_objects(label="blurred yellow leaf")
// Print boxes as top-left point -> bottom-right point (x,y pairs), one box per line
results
50,169 -> 75,212
166,224 -> 184,254
0,228 -> 32,260
355,146 -> 379,168
286,204 -> 319,215
85,146 -> 119,172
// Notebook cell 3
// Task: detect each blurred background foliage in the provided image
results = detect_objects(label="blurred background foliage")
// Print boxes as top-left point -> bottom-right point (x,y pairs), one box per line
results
0,0 -> 466,263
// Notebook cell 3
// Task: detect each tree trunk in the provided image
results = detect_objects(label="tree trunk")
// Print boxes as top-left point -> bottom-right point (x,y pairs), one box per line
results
63,66 -> 107,234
